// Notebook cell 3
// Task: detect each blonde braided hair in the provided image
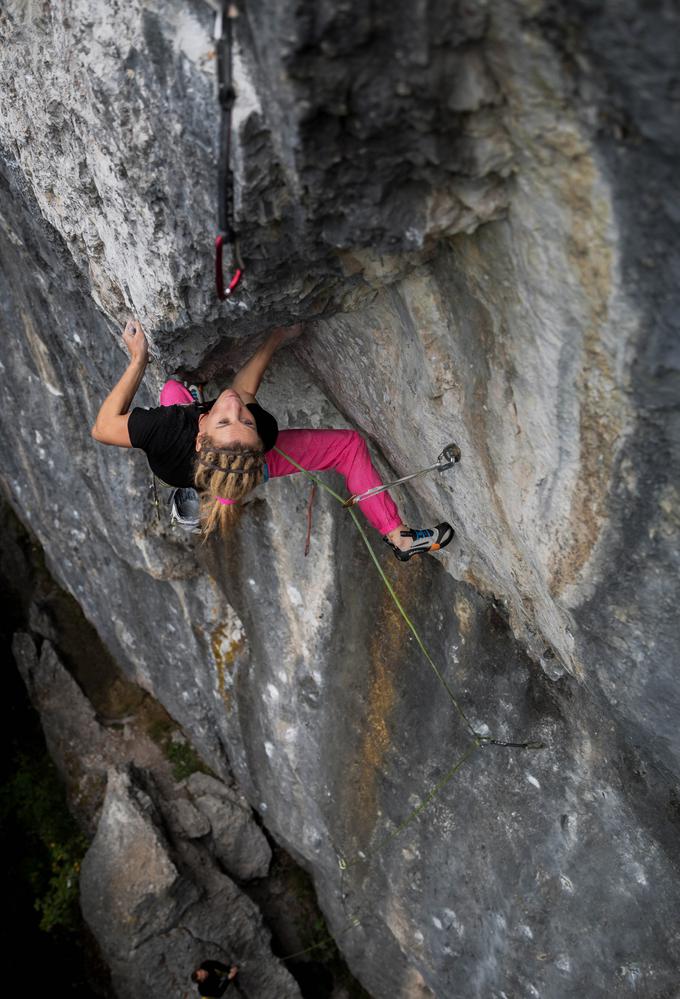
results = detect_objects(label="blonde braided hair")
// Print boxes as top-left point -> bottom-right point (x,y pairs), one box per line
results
194,439 -> 265,540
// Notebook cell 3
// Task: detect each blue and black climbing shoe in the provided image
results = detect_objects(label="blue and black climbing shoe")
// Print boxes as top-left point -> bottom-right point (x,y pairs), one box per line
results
384,523 -> 454,562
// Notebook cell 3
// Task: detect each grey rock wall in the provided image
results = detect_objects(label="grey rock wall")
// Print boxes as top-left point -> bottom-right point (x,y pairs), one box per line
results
1,1 -> 679,997
80,765 -> 299,999
12,628 -> 302,999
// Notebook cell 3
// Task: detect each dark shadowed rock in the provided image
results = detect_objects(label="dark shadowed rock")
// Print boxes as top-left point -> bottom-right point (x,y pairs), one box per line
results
13,632 -> 118,830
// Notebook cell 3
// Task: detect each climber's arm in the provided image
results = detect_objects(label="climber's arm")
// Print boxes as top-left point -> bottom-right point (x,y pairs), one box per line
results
91,320 -> 149,447
231,324 -> 302,402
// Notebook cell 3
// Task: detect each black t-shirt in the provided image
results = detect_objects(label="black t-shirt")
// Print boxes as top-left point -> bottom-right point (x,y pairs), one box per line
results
195,960 -> 235,997
128,401 -> 278,487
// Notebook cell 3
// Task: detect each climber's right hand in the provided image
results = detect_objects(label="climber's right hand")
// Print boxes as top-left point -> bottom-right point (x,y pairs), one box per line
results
123,318 -> 149,364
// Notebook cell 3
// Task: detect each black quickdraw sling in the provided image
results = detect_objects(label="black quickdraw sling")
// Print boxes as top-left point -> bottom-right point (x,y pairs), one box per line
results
214,1 -> 244,299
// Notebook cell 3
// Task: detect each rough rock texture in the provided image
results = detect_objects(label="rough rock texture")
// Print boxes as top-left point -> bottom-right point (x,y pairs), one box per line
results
14,631 -> 121,830
186,771 -> 273,881
0,0 -> 509,337
80,766 -> 300,999
12,627 -> 301,999
1,1 -> 679,997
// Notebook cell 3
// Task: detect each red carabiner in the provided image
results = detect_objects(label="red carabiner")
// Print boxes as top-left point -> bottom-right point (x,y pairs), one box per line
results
215,233 -> 243,299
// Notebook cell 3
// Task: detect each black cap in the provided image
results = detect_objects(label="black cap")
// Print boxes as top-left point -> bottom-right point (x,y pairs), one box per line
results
250,403 -> 279,453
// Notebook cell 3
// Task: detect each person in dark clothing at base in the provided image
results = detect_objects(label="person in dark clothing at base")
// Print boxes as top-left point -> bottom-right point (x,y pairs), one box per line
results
191,959 -> 239,997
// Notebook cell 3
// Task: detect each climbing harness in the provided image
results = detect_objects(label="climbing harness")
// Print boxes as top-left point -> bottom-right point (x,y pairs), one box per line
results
213,1 -> 244,299
343,442 -> 461,507
272,444 -> 544,874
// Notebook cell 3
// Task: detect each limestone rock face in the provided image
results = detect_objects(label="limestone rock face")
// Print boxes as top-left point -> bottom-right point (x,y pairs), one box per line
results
186,771 -> 273,881
0,0 -> 509,332
80,767 -> 197,961
80,766 -> 300,999
1,1 -> 679,997
167,796 -> 212,840
13,624 -> 300,998
13,632 -> 117,830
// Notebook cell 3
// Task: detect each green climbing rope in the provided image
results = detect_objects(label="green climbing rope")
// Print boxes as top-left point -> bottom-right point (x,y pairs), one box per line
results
273,447 -> 475,735
338,739 -> 482,871
272,445 -> 543,871
279,918 -> 362,962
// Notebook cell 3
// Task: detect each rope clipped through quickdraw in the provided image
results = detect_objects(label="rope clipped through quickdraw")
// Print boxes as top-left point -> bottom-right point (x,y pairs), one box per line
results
272,444 -> 544,870
214,2 -> 243,299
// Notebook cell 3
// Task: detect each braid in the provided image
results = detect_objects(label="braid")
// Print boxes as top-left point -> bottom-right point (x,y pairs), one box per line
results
194,440 -> 265,541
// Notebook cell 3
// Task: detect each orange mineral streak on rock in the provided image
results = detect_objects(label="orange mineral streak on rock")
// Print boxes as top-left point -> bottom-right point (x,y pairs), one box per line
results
454,595 -> 473,637
211,622 -> 245,711
344,565 -> 417,846
549,153 -> 626,597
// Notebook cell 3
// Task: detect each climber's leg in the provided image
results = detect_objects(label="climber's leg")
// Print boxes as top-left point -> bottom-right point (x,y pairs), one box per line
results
267,429 -> 402,535
160,380 -> 194,406
268,429 -> 455,558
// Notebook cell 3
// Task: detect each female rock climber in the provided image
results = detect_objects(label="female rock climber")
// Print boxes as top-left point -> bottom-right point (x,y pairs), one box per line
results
91,319 -> 454,560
